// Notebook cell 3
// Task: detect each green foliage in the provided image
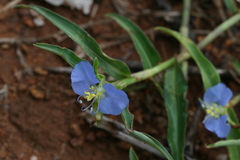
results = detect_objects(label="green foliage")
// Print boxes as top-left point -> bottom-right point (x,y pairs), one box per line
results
121,107 -> 134,131
129,148 -> 139,160
106,13 -> 163,93
228,58 -> 240,159
34,43 -> 83,68
163,61 -> 188,160
227,108 -> 240,160
198,13 -> 240,49
223,0 -> 238,13
16,5 -> 130,80
16,4 -> 240,160
207,139 -> 240,148
130,131 -> 173,160
106,13 -> 161,69
155,27 -> 220,90
230,56 -> 240,75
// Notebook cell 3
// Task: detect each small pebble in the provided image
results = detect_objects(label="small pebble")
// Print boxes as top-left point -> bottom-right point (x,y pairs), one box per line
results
30,88 -> 45,100
30,155 -> 38,160
1,43 -> 10,49
33,67 -> 48,76
216,154 -> 228,160
20,44 -> 29,54
70,123 -> 81,137
33,18 -> 45,27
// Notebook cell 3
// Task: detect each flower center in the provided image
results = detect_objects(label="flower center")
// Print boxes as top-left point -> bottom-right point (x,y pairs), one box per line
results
202,102 -> 224,118
84,86 -> 103,101
77,85 -> 105,113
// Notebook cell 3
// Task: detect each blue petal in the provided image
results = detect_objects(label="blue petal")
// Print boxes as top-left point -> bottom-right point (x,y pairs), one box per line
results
203,83 -> 232,106
98,84 -> 129,115
203,115 -> 230,138
71,61 -> 99,95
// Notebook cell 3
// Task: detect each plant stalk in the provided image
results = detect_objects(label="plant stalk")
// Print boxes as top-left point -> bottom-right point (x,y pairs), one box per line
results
114,12 -> 240,89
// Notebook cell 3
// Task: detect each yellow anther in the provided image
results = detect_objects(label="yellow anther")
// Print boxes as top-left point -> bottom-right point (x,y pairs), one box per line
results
97,92 -> 102,96
206,109 -> 212,114
213,115 -> 218,118
83,86 -> 104,102
84,92 -> 96,101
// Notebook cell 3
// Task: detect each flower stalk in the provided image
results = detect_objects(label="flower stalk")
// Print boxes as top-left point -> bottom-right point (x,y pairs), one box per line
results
113,52 -> 190,88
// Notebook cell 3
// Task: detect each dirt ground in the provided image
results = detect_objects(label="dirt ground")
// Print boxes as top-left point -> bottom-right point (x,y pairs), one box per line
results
0,0 -> 240,159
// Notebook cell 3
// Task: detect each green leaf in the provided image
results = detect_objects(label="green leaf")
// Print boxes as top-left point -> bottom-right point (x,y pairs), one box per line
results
16,5 -> 130,80
227,108 -> 240,160
93,57 -> 101,80
106,13 -> 163,93
163,61 -> 188,160
230,56 -> 240,75
106,13 -> 161,69
130,131 -> 173,160
121,107 -> 134,131
198,13 -> 240,49
207,139 -> 240,148
34,43 -> 83,68
155,27 -> 220,90
223,0 -> 238,13
129,147 -> 139,160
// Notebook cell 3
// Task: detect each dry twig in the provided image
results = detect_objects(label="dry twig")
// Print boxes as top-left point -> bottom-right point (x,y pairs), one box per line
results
16,44 -> 33,75
82,111 -> 167,159
0,0 -> 21,13
0,84 -> 8,110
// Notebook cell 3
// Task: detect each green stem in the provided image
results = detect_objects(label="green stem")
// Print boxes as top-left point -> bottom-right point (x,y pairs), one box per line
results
198,13 -> 240,49
180,0 -> 191,37
114,12 -> 240,89
226,94 -> 240,109
180,0 -> 191,79
225,94 -> 240,125
113,52 -> 190,88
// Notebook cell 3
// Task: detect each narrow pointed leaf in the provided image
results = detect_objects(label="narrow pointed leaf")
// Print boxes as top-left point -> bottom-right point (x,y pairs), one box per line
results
230,57 -> 240,75
227,108 -> 240,160
121,107 -> 134,131
34,43 -> 83,68
163,61 -> 188,160
16,5 -> 130,80
129,147 -> 139,160
207,139 -> 240,148
106,13 -> 161,69
130,131 -> 173,160
227,59 -> 240,159
155,27 -> 220,90
106,13 -> 162,93
223,0 -> 238,13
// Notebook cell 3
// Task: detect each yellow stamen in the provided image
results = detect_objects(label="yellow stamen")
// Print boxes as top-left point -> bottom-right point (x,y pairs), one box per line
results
206,109 -> 212,114
84,92 -> 96,101
96,92 -> 102,96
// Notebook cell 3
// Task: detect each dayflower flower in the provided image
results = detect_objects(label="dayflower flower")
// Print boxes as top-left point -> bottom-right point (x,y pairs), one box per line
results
71,61 -> 129,116
201,83 -> 232,138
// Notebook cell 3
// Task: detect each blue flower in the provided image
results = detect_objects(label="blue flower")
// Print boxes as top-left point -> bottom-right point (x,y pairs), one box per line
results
201,83 -> 232,138
71,61 -> 129,116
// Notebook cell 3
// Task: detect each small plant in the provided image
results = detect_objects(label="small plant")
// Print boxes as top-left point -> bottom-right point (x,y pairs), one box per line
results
16,2 -> 240,159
